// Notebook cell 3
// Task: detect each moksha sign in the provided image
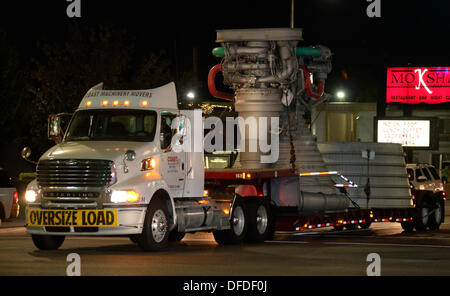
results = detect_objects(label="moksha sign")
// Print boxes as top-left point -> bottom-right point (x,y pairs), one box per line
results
386,67 -> 450,104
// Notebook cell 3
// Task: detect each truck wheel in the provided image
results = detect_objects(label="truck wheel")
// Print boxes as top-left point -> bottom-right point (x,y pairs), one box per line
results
401,222 -> 415,232
168,229 -> 185,242
246,199 -> 270,243
137,198 -> 170,251
31,235 -> 65,250
213,196 -> 247,245
414,206 -> 429,231
428,201 -> 443,230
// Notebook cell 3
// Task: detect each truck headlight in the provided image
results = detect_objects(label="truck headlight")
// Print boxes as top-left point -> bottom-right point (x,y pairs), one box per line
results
25,190 -> 37,203
111,190 -> 139,203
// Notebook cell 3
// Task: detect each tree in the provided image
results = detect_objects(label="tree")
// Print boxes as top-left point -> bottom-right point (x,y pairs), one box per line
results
29,24 -> 175,154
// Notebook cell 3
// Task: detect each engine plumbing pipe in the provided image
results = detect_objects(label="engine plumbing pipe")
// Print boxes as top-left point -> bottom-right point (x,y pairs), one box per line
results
299,65 -> 325,100
208,64 -> 234,102
212,46 -> 323,58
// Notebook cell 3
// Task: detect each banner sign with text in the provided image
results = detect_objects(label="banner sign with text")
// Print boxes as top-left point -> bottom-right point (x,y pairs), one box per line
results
386,67 -> 450,104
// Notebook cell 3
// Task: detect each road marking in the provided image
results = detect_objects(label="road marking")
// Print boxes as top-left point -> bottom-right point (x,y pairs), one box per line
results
0,227 -> 26,234
266,240 -> 450,249
323,241 -> 450,249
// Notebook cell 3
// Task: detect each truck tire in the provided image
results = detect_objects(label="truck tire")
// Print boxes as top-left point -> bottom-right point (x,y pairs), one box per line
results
213,196 -> 247,245
168,229 -> 185,242
31,235 -> 65,250
428,201 -> 443,230
246,199 -> 270,243
137,198 -> 170,251
414,206 -> 430,231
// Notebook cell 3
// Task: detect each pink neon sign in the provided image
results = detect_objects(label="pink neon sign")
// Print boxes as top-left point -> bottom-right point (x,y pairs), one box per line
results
386,67 -> 450,104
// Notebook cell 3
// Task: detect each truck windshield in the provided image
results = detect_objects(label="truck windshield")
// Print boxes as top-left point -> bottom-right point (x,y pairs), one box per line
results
65,109 -> 157,142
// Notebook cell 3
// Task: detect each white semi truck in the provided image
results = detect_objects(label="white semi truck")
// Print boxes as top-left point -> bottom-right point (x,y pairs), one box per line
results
23,28 -> 445,251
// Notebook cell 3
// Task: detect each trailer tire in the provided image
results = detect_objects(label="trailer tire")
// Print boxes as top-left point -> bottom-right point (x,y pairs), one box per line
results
213,196 -> 247,245
401,222 -> 415,232
359,222 -> 372,229
428,201 -> 443,230
31,235 -> 65,250
246,199 -> 270,243
168,230 -> 185,242
414,206 -> 430,231
344,224 -> 357,230
137,197 -> 170,251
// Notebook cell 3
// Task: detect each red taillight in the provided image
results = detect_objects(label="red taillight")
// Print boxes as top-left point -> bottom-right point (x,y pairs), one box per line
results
13,191 -> 18,204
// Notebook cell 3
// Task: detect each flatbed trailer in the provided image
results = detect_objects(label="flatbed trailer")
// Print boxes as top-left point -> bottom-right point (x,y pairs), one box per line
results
204,167 -> 444,235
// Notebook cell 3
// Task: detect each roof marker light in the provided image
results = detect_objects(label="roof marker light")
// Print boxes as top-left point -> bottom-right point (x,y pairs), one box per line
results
140,100 -> 149,107
113,100 -> 120,106
85,100 -> 92,107
124,100 -> 130,106
101,100 -> 109,106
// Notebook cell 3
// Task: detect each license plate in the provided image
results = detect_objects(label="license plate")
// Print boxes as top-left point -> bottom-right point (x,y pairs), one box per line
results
27,209 -> 118,227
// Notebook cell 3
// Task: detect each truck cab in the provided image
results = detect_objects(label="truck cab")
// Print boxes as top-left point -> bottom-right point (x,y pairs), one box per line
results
24,82 -> 233,251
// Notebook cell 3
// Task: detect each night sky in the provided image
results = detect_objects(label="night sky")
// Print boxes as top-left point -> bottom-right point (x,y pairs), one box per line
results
1,0 -> 449,100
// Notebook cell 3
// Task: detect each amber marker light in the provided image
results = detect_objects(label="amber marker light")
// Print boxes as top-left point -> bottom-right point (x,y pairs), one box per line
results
113,100 -> 120,106
85,100 -> 92,107
123,100 -> 130,106
140,100 -> 149,107
101,100 -> 109,106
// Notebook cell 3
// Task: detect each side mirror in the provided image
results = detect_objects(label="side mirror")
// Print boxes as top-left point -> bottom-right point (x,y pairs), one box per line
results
21,146 -> 32,160
48,113 -> 72,144
417,175 -> 427,182
21,146 -> 37,165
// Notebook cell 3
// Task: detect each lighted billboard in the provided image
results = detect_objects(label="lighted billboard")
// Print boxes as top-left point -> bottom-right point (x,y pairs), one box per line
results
377,119 -> 430,147
386,67 -> 450,104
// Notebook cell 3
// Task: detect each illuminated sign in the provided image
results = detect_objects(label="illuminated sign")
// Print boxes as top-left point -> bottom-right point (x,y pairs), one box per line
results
386,67 -> 450,104
377,119 -> 430,147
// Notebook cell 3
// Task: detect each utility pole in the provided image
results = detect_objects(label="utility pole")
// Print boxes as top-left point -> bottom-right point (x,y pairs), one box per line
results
290,0 -> 295,29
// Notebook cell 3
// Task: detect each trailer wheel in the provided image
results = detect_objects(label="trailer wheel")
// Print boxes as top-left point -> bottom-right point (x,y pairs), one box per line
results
246,199 -> 270,243
359,222 -> 372,229
401,222 -> 415,232
31,235 -> 65,250
168,229 -> 186,242
414,206 -> 430,231
344,224 -> 357,230
213,196 -> 247,245
428,201 -> 443,230
137,197 -> 170,251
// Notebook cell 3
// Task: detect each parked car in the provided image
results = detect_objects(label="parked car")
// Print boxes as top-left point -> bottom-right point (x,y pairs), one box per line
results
0,168 -> 19,224
406,163 -> 445,230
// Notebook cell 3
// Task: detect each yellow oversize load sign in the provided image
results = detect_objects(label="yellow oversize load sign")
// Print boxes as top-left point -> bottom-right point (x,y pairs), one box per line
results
27,209 -> 118,227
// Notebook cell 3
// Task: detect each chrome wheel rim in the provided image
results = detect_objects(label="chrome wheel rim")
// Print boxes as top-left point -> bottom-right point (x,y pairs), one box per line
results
151,209 -> 167,243
232,206 -> 245,236
256,204 -> 268,235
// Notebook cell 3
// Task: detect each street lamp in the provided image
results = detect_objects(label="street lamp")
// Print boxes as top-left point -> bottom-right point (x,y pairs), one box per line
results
336,91 -> 345,100
187,91 -> 195,99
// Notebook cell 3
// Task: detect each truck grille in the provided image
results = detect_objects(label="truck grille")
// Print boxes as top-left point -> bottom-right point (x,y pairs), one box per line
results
37,159 -> 113,187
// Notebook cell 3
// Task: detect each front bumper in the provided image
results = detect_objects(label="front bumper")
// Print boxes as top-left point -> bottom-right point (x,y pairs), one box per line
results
26,207 -> 147,236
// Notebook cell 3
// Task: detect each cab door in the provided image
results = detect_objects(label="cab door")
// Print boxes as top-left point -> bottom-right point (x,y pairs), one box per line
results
159,112 -> 186,198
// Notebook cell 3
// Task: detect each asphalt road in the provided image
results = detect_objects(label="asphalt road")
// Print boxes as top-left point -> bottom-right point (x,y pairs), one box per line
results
1,207 -> 450,276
